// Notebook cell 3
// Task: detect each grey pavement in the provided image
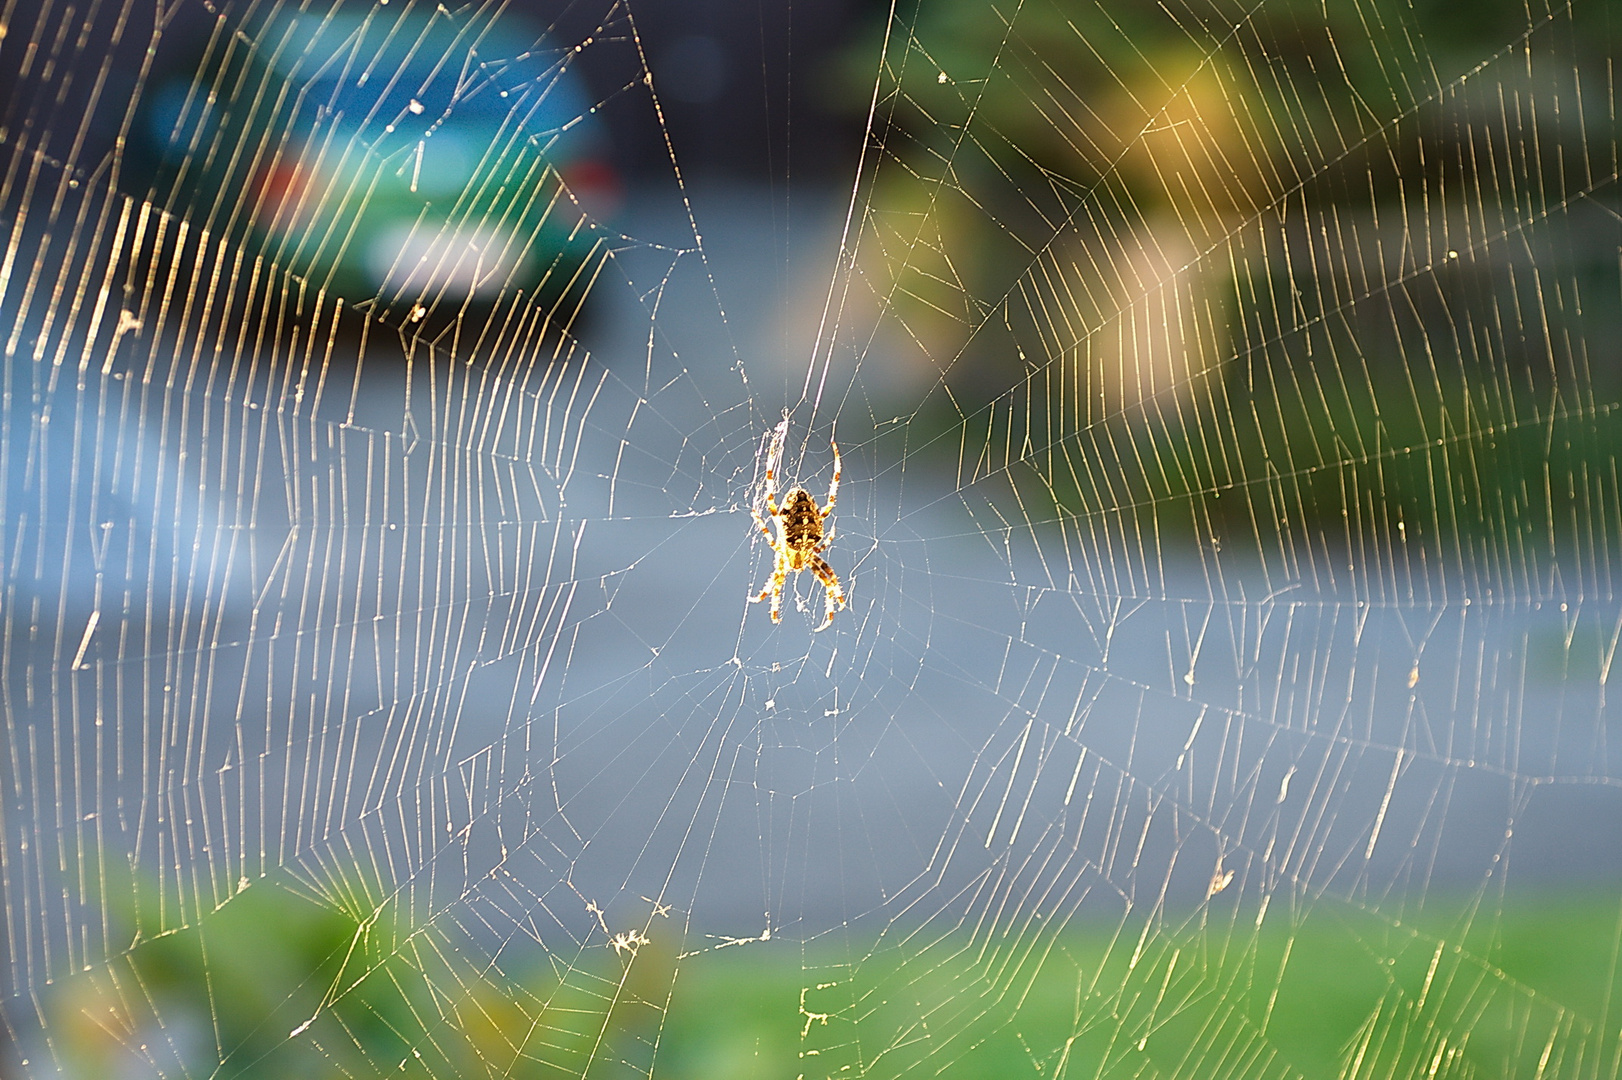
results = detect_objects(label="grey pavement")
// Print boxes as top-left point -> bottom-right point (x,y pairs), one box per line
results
2,178 -> 1619,997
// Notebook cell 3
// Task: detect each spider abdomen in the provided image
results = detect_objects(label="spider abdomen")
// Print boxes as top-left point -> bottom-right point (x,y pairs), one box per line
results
778,489 -> 824,566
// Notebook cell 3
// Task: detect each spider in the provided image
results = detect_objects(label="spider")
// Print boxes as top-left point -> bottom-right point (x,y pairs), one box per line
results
750,437 -> 845,630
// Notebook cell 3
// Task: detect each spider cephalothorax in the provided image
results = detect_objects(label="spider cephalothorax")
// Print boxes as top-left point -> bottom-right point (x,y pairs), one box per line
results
751,438 -> 845,629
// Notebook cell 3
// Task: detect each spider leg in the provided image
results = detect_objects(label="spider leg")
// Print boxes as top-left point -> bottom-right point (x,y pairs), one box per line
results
750,551 -> 787,623
808,554 -> 845,631
752,499 -> 777,542
820,440 -> 840,516
761,428 -> 783,506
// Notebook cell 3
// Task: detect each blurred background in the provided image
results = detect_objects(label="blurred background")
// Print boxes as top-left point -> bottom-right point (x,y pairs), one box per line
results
2,0 -> 1621,1077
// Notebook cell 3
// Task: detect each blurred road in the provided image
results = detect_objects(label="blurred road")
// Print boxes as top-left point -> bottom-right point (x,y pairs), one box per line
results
498,182 -> 1622,944
3,179 -> 1621,988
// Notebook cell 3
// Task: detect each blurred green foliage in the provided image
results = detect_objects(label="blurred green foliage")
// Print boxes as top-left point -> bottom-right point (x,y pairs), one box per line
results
48,868 -> 651,1079
842,0 -> 1621,552
50,871 -> 1622,1078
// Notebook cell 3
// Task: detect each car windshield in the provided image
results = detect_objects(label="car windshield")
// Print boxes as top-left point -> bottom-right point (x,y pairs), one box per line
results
266,9 -> 595,156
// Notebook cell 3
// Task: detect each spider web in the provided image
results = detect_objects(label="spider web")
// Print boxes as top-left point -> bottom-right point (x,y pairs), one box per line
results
2,0 -> 1620,1076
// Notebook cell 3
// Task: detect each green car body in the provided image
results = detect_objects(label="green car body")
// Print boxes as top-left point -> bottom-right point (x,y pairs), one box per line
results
143,1 -> 618,324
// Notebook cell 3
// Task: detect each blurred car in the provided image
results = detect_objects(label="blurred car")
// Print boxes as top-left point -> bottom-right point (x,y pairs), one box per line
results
139,1 -> 619,325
